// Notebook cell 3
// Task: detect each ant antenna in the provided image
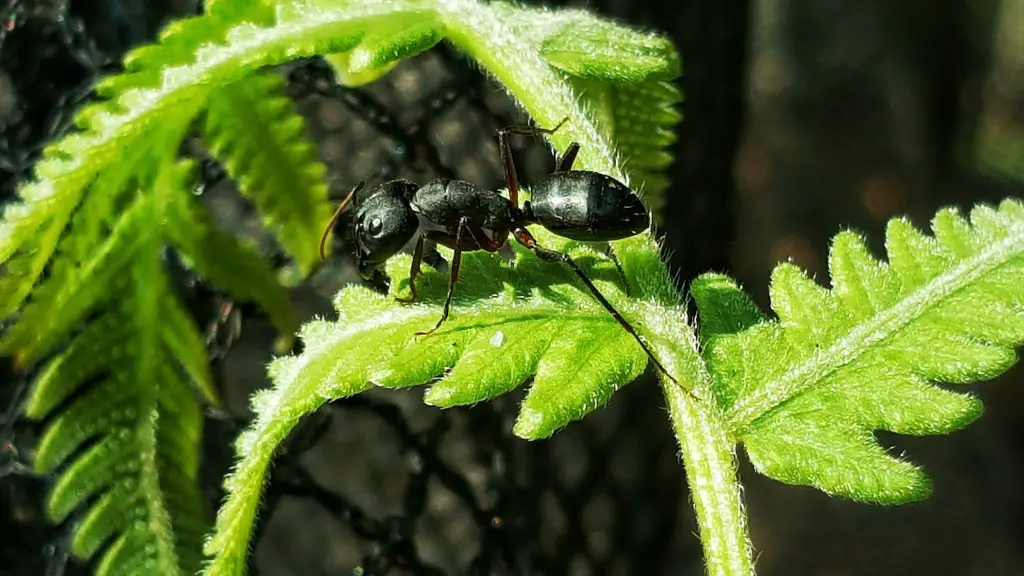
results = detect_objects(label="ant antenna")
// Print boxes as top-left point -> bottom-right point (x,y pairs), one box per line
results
319,181 -> 365,261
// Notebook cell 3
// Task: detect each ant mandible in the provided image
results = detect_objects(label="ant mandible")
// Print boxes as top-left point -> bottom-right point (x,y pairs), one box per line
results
319,118 -> 678,384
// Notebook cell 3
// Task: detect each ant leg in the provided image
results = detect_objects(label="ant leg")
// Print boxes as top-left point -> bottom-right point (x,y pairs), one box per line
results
395,235 -> 426,303
499,116 -> 569,139
555,142 -> 580,173
497,125 -> 522,207
512,227 -> 682,386
496,117 -> 569,207
602,244 -> 631,296
416,216 -> 470,336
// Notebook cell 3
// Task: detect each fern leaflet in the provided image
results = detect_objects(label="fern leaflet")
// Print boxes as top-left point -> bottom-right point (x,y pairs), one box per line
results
202,71 -> 334,280
535,6 -> 682,209
694,198 -> 1024,503
22,182 -> 206,575
202,224 -> 668,573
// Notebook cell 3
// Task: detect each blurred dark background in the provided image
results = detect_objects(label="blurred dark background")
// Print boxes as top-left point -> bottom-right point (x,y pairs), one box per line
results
2,0 -> 1023,574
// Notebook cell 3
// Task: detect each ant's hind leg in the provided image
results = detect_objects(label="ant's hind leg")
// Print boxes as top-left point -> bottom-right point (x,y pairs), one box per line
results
498,116 -> 569,139
512,226 -> 685,389
395,235 -> 426,303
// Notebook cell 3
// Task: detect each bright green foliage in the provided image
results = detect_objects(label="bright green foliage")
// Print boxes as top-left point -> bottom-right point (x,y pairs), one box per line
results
202,70 -> 334,280
538,11 -> 680,82
3,150 -> 301,575
355,227 -> 647,438
327,14 -> 443,86
201,225 -> 663,575
9,0 -> 1022,576
0,0 -> 364,573
199,0 -> 335,281
200,2 -> 684,573
525,5 -> 683,208
14,166 -> 208,576
694,198 -> 1024,503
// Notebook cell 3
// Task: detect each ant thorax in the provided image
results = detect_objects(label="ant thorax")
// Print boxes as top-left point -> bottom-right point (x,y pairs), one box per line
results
409,179 -> 518,251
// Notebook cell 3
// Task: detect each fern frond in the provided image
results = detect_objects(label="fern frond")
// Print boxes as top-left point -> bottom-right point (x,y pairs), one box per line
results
0,0 -> 397,299
201,4 -> 690,572
1,3 -> 458,574
19,190 -> 201,575
0,4 -> 249,312
165,180 -> 297,340
0,178 -> 146,364
327,13 -> 443,86
533,8 -> 682,209
202,71 -> 334,279
694,198 -> 1024,503
202,223 -> 673,574
5,151 -> 217,576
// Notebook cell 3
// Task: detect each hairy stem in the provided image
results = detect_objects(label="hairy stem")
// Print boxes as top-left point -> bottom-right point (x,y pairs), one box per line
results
663,381 -> 753,575
441,2 -> 755,572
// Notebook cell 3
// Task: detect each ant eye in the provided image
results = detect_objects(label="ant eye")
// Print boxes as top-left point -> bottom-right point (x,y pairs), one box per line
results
366,217 -> 384,236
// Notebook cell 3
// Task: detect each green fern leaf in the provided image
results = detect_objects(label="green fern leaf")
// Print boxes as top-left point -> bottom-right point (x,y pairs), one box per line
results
202,71 -> 334,280
532,7 -> 682,208
21,186 -> 208,575
327,14 -> 442,86
538,10 -> 680,83
165,179 -> 297,340
0,176 -> 146,365
198,0 -> 334,281
299,225 -> 648,438
201,4 -> 689,572
693,198 -> 1024,503
202,224 -> 672,574
0,0 -> 389,306
0,4 -> 254,316
0,4 -> 450,575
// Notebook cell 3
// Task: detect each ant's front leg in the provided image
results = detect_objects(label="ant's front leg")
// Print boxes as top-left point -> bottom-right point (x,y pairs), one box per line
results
512,226 -> 682,388
394,235 -> 427,303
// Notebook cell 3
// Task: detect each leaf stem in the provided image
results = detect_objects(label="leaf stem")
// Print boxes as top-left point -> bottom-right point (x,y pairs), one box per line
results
437,0 -> 619,176
663,380 -> 754,576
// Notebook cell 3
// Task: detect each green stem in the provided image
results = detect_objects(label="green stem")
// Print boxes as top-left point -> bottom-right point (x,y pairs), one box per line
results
663,379 -> 754,575
441,2 -> 755,573
437,1 -> 618,173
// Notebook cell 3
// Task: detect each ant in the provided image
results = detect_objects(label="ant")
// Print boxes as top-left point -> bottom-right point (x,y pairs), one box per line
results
319,118 -> 678,384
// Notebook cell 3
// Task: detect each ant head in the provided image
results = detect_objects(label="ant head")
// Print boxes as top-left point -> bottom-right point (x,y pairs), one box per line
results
353,180 -> 419,279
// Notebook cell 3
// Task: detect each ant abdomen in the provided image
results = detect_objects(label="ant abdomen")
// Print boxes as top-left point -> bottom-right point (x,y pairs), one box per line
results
527,171 -> 650,242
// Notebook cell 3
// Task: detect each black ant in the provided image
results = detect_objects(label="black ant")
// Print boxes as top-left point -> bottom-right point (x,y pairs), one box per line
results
319,118 -> 678,383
